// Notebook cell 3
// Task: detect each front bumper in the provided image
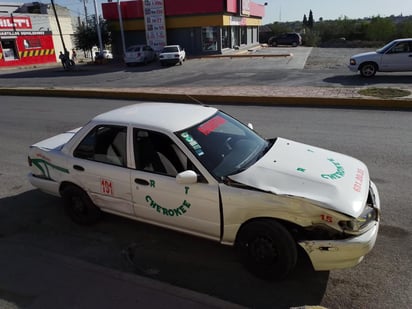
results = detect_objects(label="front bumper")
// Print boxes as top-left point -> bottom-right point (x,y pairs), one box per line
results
348,64 -> 358,72
299,222 -> 379,270
299,181 -> 380,271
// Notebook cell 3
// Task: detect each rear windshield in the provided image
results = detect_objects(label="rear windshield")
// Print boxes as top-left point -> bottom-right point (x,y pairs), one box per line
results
162,46 -> 178,53
127,46 -> 141,52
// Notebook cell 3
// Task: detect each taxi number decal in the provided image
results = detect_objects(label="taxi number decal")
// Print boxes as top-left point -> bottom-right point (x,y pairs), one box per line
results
101,179 -> 113,195
320,214 -> 333,223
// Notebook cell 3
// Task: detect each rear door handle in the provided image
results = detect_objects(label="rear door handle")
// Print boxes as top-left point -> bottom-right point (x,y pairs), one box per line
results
134,178 -> 149,186
73,165 -> 85,171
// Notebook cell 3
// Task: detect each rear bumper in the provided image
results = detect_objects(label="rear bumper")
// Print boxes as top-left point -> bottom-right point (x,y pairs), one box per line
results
28,173 -> 60,197
160,59 -> 180,65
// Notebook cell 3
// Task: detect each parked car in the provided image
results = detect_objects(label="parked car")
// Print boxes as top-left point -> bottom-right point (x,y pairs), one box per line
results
27,103 -> 380,279
102,50 -> 113,59
159,45 -> 186,66
124,45 -> 156,66
268,33 -> 302,47
348,38 -> 412,77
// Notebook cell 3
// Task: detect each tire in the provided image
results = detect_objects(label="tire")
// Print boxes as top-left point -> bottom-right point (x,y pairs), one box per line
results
61,185 -> 101,225
271,41 -> 278,47
235,219 -> 297,280
360,62 -> 377,77
292,42 -> 298,47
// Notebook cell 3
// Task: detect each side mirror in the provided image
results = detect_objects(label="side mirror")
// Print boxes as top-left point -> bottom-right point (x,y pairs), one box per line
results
176,170 -> 198,185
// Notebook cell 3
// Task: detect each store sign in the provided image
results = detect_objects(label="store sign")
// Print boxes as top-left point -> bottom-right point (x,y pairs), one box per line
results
143,0 -> 167,52
0,16 -> 32,30
241,0 -> 250,16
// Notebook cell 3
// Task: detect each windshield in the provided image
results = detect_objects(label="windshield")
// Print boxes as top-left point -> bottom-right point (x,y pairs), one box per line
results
376,40 -> 397,54
177,111 -> 269,178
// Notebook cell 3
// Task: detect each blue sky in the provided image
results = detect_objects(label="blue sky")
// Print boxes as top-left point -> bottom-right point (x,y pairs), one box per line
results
3,0 -> 412,24
255,0 -> 412,24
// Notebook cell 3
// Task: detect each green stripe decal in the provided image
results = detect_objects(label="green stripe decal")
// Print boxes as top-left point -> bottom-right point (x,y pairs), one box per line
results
31,158 -> 69,179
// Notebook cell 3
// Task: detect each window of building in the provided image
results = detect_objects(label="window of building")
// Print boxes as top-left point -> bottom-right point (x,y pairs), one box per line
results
201,27 -> 218,51
1,39 -> 19,61
222,27 -> 230,49
241,27 -> 247,45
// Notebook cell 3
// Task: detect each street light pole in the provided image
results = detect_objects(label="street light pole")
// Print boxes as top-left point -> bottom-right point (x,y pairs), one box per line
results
117,0 -> 126,55
93,0 -> 104,53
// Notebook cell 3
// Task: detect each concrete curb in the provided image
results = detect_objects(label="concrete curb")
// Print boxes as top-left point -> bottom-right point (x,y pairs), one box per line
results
0,87 -> 411,110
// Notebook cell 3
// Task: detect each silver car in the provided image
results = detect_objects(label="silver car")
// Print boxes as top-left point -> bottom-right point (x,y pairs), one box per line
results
124,44 -> 156,66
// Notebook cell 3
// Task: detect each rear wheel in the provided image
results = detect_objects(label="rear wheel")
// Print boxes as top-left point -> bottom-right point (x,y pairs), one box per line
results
235,219 -> 297,280
61,185 -> 101,225
360,62 -> 377,77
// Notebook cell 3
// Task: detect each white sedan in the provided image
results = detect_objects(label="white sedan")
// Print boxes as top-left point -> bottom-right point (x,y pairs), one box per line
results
158,45 -> 186,66
348,38 -> 412,77
28,103 -> 380,279
124,45 -> 156,66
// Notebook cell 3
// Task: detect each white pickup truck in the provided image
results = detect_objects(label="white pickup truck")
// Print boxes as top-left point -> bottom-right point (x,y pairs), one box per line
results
28,103 -> 380,279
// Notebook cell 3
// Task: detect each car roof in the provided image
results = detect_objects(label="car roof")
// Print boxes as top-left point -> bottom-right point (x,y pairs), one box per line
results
393,38 -> 412,42
92,102 -> 218,132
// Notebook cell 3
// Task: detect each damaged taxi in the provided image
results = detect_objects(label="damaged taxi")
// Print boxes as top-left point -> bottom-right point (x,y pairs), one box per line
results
28,103 -> 380,279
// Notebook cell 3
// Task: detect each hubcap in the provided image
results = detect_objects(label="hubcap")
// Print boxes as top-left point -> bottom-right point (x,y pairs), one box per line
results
249,236 -> 278,263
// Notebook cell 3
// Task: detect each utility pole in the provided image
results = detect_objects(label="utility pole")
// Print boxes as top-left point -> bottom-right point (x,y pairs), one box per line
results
50,0 -> 67,54
82,0 -> 88,25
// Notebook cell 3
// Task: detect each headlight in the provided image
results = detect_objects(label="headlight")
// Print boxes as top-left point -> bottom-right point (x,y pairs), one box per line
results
350,59 -> 356,65
339,205 -> 378,234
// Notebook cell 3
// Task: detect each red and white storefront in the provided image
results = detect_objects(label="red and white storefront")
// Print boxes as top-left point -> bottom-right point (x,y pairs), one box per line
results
0,16 -> 56,67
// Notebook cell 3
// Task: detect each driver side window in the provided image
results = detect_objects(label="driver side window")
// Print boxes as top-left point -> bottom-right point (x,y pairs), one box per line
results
133,129 -> 188,177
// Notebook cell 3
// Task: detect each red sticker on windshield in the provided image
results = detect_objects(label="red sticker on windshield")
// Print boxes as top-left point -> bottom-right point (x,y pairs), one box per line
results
198,116 -> 226,135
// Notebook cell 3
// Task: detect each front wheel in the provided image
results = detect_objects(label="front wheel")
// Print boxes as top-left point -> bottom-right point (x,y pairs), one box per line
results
360,62 -> 377,77
235,219 -> 297,280
61,185 -> 101,225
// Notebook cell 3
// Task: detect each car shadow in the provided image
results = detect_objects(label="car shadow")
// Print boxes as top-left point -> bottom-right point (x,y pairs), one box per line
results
0,190 -> 329,308
324,74 -> 412,86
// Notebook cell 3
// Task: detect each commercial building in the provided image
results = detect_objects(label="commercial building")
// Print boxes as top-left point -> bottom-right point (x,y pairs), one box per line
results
0,2 -> 76,67
102,0 -> 265,56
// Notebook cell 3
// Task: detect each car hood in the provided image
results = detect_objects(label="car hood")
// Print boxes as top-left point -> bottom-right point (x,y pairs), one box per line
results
229,138 -> 370,217
351,51 -> 379,60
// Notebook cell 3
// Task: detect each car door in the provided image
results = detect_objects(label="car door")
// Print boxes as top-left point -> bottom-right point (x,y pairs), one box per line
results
130,128 -> 221,240
381,41 -> 412,71
70,124 -> 134,216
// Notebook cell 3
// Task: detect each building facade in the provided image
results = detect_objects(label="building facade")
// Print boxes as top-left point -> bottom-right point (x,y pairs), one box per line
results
102,0 -> 265,56
0,2 -> 76,67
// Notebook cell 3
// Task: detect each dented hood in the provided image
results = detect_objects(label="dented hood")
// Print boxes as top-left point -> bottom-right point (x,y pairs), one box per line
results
229,138 -> 370,217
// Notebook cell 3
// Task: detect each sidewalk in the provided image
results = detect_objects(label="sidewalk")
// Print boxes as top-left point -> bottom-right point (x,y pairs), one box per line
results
0,241 -> 245,309
1,85 -> 411,110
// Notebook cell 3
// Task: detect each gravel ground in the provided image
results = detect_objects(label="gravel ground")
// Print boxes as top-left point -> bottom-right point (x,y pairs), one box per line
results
304,47 -> 371,69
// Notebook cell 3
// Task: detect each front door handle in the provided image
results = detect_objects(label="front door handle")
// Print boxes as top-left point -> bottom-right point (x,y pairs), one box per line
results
134,178 -> 149,186
73,165 -> 85,171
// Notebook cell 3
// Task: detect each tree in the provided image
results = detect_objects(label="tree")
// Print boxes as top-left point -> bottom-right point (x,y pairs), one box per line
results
308,10 -> 314,29
366,16 -> 396,42
302,14 -> 308,28
74,15 -> 111,58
